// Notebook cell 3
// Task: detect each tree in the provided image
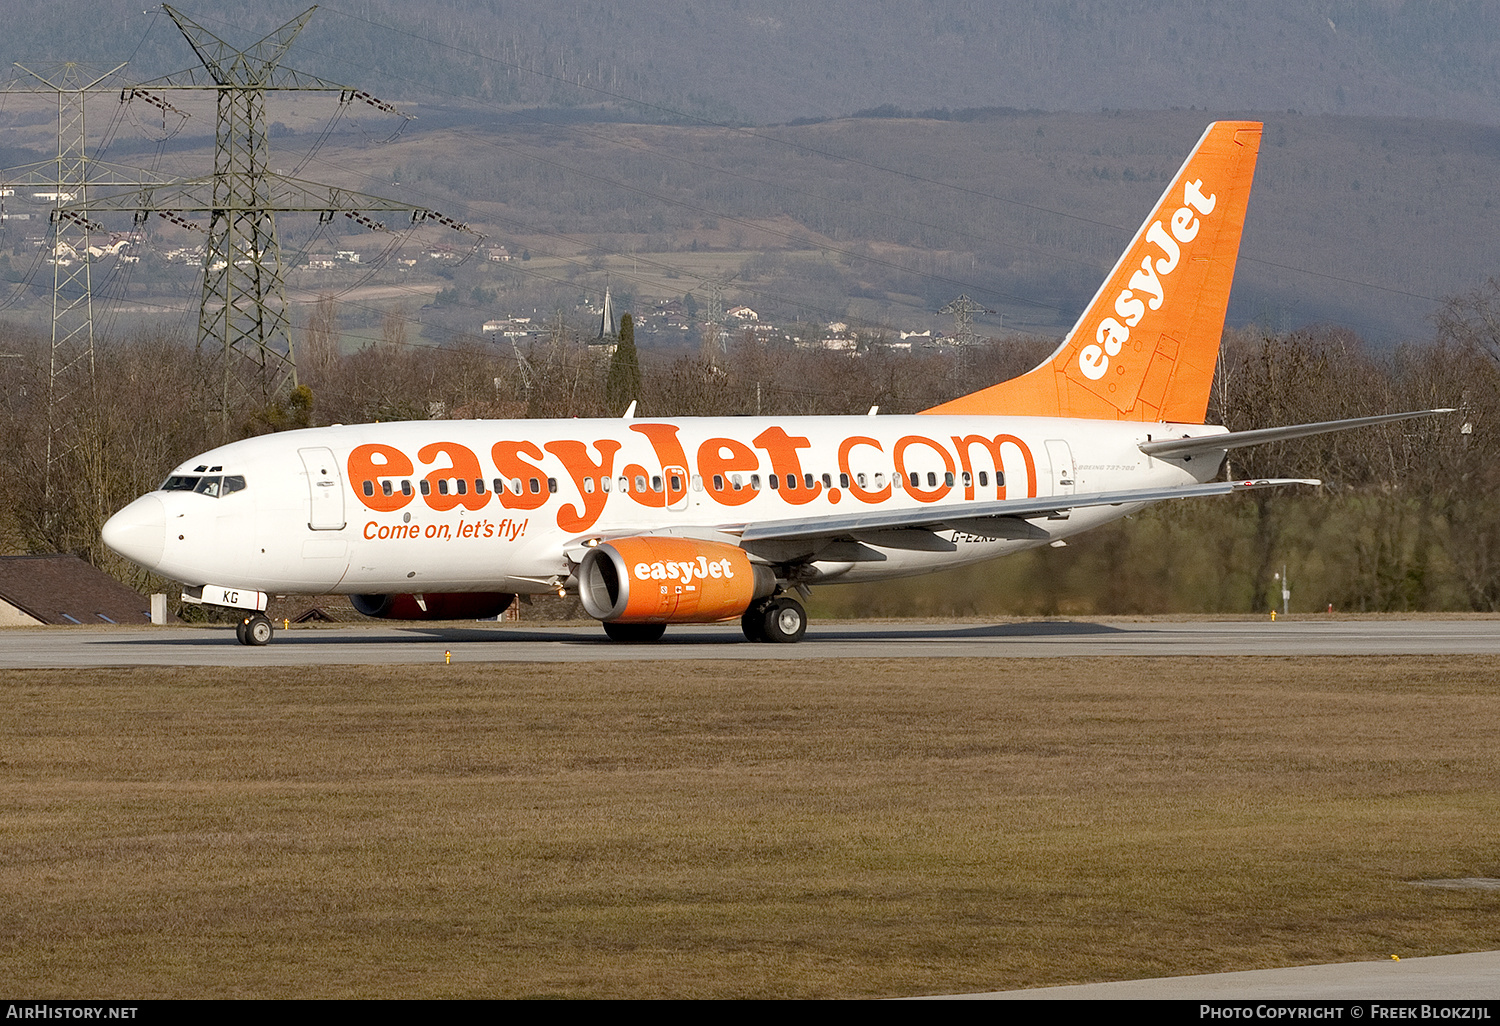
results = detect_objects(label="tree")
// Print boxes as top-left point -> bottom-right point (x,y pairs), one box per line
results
605,312 -> 641,415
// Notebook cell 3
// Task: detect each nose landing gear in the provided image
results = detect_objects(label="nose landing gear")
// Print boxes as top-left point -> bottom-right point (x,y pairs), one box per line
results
235,613 -> 274,646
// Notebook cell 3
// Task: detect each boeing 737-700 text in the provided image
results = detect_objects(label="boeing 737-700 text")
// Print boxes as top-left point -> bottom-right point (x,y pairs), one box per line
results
101,121 -> 1447,645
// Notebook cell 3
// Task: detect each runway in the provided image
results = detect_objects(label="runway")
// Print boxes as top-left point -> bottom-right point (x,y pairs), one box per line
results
939,949 -> 1500,1000
3,616 -> 1498,667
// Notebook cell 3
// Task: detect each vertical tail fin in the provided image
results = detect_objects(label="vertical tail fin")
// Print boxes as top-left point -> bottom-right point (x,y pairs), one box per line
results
924,121 -> 1262,423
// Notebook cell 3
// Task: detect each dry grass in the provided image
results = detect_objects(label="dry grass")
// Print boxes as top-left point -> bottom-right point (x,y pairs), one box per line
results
2,657 -> 1499,998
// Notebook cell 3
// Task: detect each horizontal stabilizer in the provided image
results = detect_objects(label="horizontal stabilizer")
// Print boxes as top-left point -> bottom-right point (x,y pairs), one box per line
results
1139,409 -> 1454,460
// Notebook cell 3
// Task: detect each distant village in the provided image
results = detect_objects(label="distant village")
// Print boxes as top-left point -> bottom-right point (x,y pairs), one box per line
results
2,185 -> 967,353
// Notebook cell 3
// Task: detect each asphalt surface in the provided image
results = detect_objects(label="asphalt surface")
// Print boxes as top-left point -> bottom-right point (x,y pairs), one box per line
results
3,617 -> 1500,667
939,949 -> 1500,1000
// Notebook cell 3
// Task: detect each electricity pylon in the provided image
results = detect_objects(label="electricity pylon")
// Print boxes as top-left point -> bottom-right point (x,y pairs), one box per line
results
940,294 -> 993,348
1,61 -> 175,535
79,5 -> 477,422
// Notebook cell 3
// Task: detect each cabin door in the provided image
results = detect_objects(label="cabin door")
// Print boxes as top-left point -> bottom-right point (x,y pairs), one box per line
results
299,447 -> 347,531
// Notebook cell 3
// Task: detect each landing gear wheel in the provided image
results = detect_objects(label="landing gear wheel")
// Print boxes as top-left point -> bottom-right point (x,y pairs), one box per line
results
602,621 -> 666,643
235,618 -> 249,645
761,597 -> 807,644
243,614 -> 274,646
741,601 -> 770,642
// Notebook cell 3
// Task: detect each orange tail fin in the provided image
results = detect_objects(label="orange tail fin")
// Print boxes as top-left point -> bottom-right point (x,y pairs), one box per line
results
924,121 -> 1262,423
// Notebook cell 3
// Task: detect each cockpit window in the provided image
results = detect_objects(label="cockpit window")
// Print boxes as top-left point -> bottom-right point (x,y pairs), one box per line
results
161,473 -> 247,497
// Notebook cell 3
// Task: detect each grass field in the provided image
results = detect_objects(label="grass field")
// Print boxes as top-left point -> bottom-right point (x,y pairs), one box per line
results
2,656 -> 1498,998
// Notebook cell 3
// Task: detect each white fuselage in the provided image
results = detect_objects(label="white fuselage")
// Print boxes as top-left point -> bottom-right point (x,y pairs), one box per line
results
104,414 -> 1224,598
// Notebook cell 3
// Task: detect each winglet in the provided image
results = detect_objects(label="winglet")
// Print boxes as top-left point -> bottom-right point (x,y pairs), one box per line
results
924,121 -> 1262,423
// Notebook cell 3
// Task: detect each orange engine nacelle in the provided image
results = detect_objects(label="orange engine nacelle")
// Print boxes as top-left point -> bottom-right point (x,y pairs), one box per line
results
578,537 -> 774,624
351,592 -> 514,620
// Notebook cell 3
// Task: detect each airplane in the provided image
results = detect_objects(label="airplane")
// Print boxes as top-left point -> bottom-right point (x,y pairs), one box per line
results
101,121 -> 1448,646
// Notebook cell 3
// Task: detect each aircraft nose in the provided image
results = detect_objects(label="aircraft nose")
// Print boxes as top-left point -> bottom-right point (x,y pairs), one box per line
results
102,494 -> 166,569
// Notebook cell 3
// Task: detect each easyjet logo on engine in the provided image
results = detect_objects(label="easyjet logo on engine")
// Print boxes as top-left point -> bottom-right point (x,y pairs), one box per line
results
632,556 -> 737,583
1077,178 -> 1217,381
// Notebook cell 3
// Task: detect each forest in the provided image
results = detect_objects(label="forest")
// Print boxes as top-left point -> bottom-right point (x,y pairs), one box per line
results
4,276 -> 1499,619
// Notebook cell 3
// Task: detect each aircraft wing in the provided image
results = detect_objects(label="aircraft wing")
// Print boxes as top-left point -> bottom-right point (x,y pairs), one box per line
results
1139,409 -> 1453,460
732,477 -> 1319,547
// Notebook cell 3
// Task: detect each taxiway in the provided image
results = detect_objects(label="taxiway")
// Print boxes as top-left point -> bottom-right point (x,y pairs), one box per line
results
2,617 -> 1497,668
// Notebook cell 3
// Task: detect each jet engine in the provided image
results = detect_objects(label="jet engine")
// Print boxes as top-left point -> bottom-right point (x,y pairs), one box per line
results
350,592 -> 514,620
578,537 -> 774,623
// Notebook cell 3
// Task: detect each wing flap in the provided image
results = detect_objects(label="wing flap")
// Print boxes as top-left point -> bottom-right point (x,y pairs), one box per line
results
735,478 -> 1320,545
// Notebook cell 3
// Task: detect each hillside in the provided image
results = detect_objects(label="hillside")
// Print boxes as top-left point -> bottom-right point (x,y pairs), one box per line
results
6,1 -> 1500,128
1,105 -> 1494,348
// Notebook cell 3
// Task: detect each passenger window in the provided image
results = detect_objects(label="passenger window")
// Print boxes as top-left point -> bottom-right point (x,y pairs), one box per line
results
670,474 -> 682,492
601,476 -> 612,493
438,479 -> 450,495
401,480 -> 413,496
997,472 -> 1005,487
818,474 -> 828,488
493,478 -> 505,494
750,474 -> 761,490
691,475 -> 703,492
420,480 -> 432,495
962,472 -> 972,488
584,477 -> 595,494
475,478 -> 485,494
713,474 -> 724,491
529,478 -> 541,494
944,472 -> 955,487
769,475 -> 780,490
512,478 -> 523,494
547,478 -> 558,494
874,473 -> 885,489
363,480 -> 375,497
912,472 -> 921,488
856,473 -> 866,489
619,476 -> 630,493
635,475 -> 647,493
651,475 -> 663,493
893,474 -> 903,490
927,472 -> 937,487
979,471 -> 989,487
730,474 -> 742,490
840,473 -> 850,488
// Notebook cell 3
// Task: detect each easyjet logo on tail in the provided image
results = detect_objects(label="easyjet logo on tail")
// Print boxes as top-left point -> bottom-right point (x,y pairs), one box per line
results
1078,178 -> 1217,381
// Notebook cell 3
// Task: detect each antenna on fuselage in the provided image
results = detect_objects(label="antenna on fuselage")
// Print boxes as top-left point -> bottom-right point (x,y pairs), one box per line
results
621,400 -> 637,419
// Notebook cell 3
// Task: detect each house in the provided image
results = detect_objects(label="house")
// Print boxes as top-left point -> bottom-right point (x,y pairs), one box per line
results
0,555 -> 164,626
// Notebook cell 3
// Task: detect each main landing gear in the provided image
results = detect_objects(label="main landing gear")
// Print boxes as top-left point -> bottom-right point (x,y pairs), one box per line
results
235,613 -> 274,646
741,596 -> 807,643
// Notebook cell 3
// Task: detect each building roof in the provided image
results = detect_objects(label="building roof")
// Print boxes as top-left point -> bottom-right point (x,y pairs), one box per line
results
0,555 -> 157,626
